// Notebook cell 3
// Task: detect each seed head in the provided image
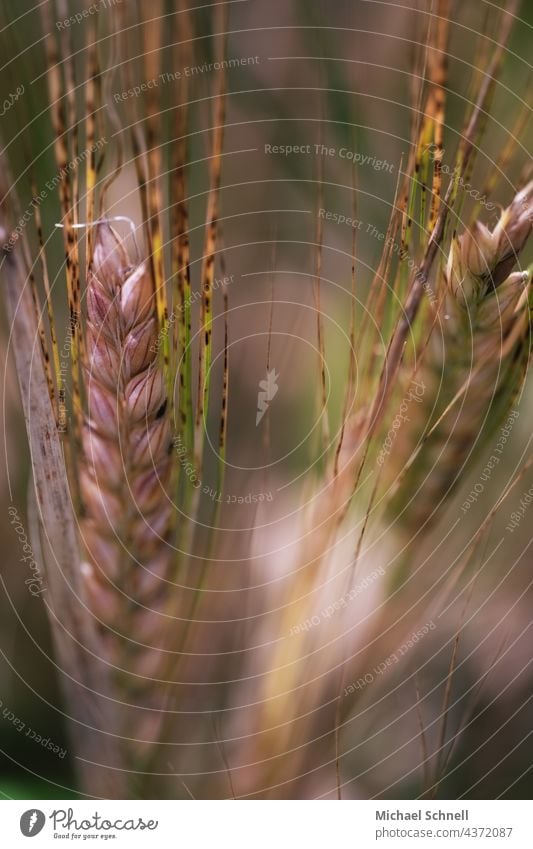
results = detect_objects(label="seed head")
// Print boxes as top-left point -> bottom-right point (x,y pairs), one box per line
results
446,181 -> 533,301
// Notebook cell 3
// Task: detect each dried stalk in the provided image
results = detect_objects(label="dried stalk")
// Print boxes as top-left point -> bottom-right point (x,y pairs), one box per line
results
0,215 -> 126,798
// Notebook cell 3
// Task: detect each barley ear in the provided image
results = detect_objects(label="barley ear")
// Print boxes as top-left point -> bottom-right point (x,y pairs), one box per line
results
79,222 -> 177,774
387,183 -> 533,535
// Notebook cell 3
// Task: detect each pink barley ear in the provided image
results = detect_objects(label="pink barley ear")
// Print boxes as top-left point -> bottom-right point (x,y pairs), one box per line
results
79,209 -> 176,771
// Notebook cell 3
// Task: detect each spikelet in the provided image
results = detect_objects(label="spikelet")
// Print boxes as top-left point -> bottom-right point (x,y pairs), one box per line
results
388,183 -> 533,534
79,223 -> 175,749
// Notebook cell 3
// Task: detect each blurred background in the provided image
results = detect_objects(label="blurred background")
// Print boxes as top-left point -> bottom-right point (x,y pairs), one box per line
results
0,0 -> 532,799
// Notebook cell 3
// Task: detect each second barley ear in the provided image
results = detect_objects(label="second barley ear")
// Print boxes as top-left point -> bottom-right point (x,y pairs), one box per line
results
386,183 -> 533,536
